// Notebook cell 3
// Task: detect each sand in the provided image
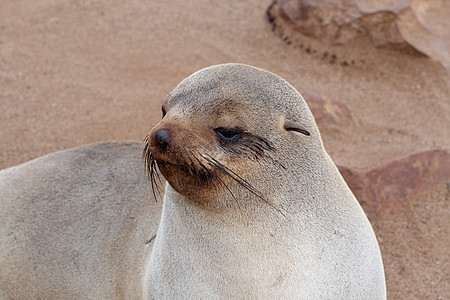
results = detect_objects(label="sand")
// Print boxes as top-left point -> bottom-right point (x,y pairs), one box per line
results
1,0 -> 449,298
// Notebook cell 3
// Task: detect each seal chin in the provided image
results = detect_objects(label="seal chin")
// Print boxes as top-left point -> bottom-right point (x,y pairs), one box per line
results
159,162 -> 217,201
153,160 -> 179,179
150,148 -> 219,201
156,160 -> 191,183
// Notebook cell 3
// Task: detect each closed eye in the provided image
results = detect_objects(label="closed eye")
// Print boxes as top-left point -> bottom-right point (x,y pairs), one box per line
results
161,105 -> 167,118
214,127 -> 242,142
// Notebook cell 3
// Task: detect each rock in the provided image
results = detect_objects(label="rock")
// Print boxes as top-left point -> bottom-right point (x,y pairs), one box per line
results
302,87 -> 353,128
397,1 -> 450,69
338,149 -> 450,219
279,0 -> 450,68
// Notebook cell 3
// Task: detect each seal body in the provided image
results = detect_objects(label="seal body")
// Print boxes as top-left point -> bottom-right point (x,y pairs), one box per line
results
145,64 -> 386,299
0,64 -> 386,299
0,142 -> 162,299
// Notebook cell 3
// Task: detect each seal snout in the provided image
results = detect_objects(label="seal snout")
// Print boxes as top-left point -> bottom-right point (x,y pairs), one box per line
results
155,129 -> 170,150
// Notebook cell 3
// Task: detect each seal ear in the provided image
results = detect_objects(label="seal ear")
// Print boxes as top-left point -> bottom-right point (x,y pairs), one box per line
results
284,119 -> 310,136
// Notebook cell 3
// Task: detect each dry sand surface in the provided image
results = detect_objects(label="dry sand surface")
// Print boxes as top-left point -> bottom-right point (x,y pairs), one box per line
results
1,0 -> 449,298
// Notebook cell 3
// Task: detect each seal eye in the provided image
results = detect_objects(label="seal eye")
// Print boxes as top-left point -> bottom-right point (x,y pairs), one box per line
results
214,127 -> 241,142
161,105 -> 167,118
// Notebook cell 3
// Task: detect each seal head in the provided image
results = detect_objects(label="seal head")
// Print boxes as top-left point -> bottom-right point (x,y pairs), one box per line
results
144,63 -> 312,210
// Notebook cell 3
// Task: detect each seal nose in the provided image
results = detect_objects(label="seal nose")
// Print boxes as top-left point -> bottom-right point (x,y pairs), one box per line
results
155,129 -> 170,150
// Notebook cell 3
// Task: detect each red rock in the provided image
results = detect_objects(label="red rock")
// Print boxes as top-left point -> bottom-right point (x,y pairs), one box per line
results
279,0 -> 450,68
302,87 -> 353,128
338,149 -> 450,219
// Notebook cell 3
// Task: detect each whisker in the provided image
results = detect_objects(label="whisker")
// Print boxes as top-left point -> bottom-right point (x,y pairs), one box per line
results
143,137 -> 164,201
193,152 -> 244,218
151,158 -> 165,199
200,153 -> 284,216
191,152 -> 219,189
161,89 -> 173,100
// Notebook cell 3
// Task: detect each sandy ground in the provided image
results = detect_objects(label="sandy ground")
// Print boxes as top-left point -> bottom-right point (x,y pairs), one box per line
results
1,0 -> 449,298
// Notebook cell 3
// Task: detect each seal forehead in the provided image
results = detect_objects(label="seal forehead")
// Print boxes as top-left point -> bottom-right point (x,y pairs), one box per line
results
169,64 -> 281,110
166,64 -> 317,137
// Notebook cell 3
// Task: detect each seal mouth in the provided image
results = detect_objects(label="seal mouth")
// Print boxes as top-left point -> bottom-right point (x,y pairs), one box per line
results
142,135 -> 219,200
142,135 -> 284,215
155,158 -> 214,183
154,160 -> 177,168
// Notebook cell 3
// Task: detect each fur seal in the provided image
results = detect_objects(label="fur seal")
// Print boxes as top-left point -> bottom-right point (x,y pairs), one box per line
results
144,63 -> 386,299
0,64 -> 386,299
0,142 -> 163,299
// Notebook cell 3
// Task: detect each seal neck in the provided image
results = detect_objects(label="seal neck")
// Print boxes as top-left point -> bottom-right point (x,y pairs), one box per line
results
145,184 -> 299,298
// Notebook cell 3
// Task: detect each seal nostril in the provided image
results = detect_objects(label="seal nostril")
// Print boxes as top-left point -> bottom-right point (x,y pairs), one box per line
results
155,129 -> 170,149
